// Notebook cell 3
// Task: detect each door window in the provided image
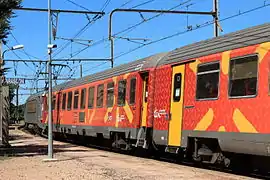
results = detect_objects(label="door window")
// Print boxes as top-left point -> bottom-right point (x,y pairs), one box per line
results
173,73 -> 182,102
144,77 -> 148,102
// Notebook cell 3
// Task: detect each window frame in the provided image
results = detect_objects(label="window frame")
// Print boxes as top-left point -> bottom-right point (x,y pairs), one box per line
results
117,80 -> 127,106
96,84 -> 104,108
106,82 -> 114,107
88,86 -> 95,109
173,73 -> 182,102
62,93 -> 66,110
73,90 -> 79,109
129,77 -> 137,105
52,95 -> 56,110
144,77 -> 149,103
228,54 -> 259,99
80,88 -> 86,109
67,91 -> 73,110
195,61 -> 220,101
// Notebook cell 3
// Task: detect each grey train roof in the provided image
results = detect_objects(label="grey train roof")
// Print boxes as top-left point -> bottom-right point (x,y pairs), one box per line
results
53,52 -> 167,91
26,91 -> 44,102
159,22 -> 270,65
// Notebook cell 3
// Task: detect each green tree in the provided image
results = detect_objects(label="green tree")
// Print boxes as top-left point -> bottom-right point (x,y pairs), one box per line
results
0,0 -> 22,122
0,0 -> 21,44
0,0 -> 21,76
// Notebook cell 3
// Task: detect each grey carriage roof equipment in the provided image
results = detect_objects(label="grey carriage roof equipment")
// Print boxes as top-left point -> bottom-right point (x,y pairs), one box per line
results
159,22 -> 270,66
53,52 -> 168,91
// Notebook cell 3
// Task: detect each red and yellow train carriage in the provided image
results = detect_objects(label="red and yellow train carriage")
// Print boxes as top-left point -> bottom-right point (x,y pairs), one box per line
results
25,23 -> 270,165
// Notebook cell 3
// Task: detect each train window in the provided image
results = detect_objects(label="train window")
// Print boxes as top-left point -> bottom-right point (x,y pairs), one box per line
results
62,93 -> 66,110
129,78 -> 136,104
196,62 -> 220,100
229,55 -> 258,97
52,95 -> 56,110
173,73 -> 182,102
80,88 -> 86,109
88,87 -> 95,108
73,90 -> 79,109
106,82 -> 114,107
144,77 -> 149,102
96,84 -> 104,108
118,80 -> 127,106
67,91 -> 73,110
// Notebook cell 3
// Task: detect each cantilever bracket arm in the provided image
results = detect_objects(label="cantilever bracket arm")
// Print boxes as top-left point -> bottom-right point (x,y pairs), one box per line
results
108,8 -> 216,68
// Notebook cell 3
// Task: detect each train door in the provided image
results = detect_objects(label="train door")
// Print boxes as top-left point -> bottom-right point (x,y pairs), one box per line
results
168,65 -> 185,147
141,74 -> 149,127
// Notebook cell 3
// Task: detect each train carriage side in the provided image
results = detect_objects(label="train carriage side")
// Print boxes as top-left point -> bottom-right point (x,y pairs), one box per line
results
152,23 -> 270,164
41,53 -> 167,149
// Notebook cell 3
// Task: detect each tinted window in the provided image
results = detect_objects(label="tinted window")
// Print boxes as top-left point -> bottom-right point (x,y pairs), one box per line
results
62,93 -> 66,110
173,73 -> 182,102
107,82 -> 114,107
129,78 -> 136,104
67,91 -> 72,110
73,90 -> 79,109
80,88 -> 86,109
52,95 -> 56,110
229,55 -> 258,97
144,77 -> 148,102
88,87 -> 95,108
196,62 -> 220,99
118,80 -> 126,106
96,84 -> 104,107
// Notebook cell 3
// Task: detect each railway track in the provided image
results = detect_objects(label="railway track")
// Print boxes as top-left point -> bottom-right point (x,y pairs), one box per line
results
22,126 -> 270,180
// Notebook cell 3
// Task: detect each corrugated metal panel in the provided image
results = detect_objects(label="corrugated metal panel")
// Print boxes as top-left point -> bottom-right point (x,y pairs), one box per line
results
159,23 -> 270,65
53,53 -> 167,91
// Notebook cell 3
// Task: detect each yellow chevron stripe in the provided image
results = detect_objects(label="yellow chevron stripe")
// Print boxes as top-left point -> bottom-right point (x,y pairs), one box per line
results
123,100 -> 133,123
256,42 -> 270,63
221,51 -> 231,75
194,108 -> 214,131
89,109 -> 96,124
218,126 -> 226,132
115,107 -> 119,128
189,59 -> 201,74
233,109 -> 258,133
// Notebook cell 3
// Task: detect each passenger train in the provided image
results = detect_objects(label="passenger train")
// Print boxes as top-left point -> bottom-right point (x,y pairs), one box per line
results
25,23 -> 270,168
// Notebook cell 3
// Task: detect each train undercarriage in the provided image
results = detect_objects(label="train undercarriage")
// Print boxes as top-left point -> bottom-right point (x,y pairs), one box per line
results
23,122 -> 270,174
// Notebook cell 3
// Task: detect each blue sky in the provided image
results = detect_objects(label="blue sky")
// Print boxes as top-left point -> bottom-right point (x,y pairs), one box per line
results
4,0 -> 270,104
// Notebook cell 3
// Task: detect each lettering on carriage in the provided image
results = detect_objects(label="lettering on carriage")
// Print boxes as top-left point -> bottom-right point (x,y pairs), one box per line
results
154,109 -> 168,119
107,112 -> 113,121
117,114 -> 125,122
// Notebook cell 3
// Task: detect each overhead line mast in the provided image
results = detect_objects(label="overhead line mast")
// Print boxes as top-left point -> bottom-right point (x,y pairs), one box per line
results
108,7 -> 218,68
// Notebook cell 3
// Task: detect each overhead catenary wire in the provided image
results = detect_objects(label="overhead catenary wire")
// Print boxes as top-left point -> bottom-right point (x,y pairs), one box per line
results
100,0 -> 112,12
113,1 -> 270,60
